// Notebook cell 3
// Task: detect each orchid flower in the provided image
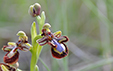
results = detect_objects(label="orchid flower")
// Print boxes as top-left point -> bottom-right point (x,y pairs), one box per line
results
37,23 -> 69,59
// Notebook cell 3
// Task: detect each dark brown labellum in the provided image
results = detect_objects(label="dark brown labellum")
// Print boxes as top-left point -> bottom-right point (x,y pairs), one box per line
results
4,51 -> 19,64
51,43 -> 69,59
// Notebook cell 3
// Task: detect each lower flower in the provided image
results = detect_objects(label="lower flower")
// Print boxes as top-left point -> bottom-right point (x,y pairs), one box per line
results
0,63 -> 16,71
3,51 -> 19,64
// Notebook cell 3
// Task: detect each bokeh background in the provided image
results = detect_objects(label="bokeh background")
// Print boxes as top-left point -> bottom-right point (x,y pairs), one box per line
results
0,0 -> 113,71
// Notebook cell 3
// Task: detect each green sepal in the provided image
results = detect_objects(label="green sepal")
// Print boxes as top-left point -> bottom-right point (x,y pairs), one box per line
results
17,31 -> 26,36
8,42 -> 16,46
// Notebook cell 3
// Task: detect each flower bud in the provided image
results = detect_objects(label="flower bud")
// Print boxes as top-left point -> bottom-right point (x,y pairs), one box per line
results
28,3 -> 41,17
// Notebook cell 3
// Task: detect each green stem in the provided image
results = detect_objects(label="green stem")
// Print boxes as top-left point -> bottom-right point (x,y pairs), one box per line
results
30,44 -> 43,71
30,52 -> 37,71
36,45 -> 43,63
30,11 -> 45,71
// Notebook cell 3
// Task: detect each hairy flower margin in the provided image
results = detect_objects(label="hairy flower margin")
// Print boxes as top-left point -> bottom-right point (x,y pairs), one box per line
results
0,31 -> 31,70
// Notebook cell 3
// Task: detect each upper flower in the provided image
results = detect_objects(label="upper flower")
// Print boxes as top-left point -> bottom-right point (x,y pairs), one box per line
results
28,3 -> 41,17
37,23 -> 69,59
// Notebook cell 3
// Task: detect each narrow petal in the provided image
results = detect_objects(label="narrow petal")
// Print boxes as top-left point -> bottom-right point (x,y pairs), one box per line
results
36,36 -> 48,46
17,46 -> 29,51
2,42 -> 17,52
53,31 -> 62,38
16,41 -> 30,51
2,46 -> 11,52
57,36 -> 69,43
2,45 -> 15,52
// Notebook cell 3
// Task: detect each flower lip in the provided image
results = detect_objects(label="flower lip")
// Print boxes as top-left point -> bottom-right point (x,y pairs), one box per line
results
51,39 -> 65,53
4,50 -> 19,64
51,43 -> 69,59
43,23 -> 51,29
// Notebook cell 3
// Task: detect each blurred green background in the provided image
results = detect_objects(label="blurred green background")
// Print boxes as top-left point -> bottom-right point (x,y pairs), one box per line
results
0,0 -> 113,71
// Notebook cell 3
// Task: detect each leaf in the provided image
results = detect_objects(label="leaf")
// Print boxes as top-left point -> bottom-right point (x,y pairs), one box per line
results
37,11 -> 46,34
31,21 -> 37,45
37,16 -> 41,25
41,11 -> 46,24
